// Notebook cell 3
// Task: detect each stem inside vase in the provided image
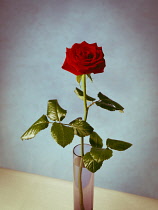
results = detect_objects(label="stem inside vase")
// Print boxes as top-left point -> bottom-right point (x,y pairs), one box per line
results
73,144 -> 94,210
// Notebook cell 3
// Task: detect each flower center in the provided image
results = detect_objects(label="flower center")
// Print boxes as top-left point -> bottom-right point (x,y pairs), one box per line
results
79,49 -> 93,59
87,53 -> 93,59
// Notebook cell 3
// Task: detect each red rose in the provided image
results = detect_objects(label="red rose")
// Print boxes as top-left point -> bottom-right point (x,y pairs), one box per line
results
62,41 -> 106,75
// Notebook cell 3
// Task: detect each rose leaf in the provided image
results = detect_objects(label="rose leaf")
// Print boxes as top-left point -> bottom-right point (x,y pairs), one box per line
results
69,118 -> 94,137
83,152 -> 103,173
51,122 -> 74,147
47,100 -> 67,122
95,101 -> 116,111
21,115 -> 49,140
97,92 -> 124,111
106,138 -> 132,151
89,131 -> 103,148
90,147 -> 113,163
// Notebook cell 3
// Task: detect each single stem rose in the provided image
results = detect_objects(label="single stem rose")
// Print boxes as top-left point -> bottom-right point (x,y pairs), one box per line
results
78,74 -> 88,210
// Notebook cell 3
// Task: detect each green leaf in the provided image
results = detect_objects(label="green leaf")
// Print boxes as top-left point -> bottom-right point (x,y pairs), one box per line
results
21,115 -> 49,140
83,152 -> 103,173
97,92 -> 124,111
90,147 -> 113,163
51,122 -> 74,147
106,138 -> 132,151
89,131 -> 103,148
95,101 -> 116,111
69,118 -> 94,137
47,100 -> 67,121
87,74 -> 93,82
74,87 -> 96,102
76,75 -> 82,84
98,92 -> 111,100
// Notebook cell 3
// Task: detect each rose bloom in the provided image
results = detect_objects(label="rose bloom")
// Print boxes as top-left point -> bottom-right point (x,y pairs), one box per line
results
62,41 -> 106,75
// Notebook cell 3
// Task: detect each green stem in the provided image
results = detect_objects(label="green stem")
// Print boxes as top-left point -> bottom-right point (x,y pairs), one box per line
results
78,157 -> 84,210
82,74 -> 88,122
81,137 -> 84,156
81,74 -> 88,155
78,74 -> 88,210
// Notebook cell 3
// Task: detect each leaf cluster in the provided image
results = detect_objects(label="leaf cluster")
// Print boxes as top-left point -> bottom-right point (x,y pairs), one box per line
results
74,88 -> 124,112
21,100 -> 94,148
83,132 -> 132,173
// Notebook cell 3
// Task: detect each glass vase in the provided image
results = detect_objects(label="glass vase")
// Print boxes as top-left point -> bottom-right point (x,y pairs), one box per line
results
73,144 -> 94,210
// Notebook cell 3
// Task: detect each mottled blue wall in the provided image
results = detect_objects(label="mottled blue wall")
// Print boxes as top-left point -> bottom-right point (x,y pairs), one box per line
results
0,0 -> 158,199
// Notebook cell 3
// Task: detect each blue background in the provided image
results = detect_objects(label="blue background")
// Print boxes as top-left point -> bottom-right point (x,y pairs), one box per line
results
0,0 -> 158,199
